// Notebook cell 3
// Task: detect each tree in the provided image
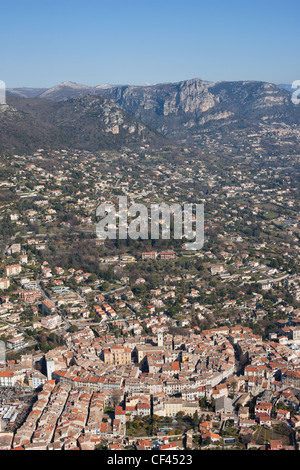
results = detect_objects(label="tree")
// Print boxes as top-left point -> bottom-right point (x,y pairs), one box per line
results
192,411 -> 199,429
68,324 -> 78,333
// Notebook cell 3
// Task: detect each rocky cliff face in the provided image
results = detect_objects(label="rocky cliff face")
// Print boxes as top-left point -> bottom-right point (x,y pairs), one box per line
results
159,78 -> 216,115
97,78 -> 300,143
99,78 -> 216,117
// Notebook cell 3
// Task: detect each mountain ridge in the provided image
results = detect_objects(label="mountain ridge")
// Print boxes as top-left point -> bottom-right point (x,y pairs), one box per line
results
3,78 -> 300,155
0,94 -> 168,154
7,78 -> 292,100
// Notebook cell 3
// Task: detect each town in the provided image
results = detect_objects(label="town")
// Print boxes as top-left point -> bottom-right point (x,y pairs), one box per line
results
0,144 -> 299,451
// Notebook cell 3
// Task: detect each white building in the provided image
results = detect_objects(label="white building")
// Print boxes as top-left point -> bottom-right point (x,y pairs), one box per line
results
0,371 -> 18,387
46,358 -> 55,381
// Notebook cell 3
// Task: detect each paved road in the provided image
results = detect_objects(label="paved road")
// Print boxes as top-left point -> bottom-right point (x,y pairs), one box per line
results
103,285 -> 129,297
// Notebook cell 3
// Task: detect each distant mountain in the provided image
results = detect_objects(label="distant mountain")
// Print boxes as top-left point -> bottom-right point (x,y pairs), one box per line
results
7,87 -> 49,99
4,78 -> 300,154
38,81 -> 97,101
277,83 -> 294,93
7,82 -> 98,101
0,94 -> 168,154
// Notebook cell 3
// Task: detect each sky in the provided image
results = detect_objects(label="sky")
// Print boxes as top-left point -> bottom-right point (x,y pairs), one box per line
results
1,0 -> 299,88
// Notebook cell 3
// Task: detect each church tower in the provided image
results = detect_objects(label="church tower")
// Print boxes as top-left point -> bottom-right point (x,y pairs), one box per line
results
157,332 -> 164,347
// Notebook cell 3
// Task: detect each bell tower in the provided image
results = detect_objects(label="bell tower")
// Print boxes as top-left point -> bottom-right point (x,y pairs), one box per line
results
157,332 -> 163,347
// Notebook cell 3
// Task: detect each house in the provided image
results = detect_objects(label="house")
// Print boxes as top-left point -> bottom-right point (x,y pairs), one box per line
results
142,252 -> 157,260
5,264 -> 22,277
269,440 -> 283,450
202,432 -> 221,443
256,413 -> 272,427
212,383 -> 228,399
199,421 -> 213,434
136,439 -> 153,450
238,407 -> 249,419
0,279 -> 10,290
276,409 -> 291,421
285,370 -> 300,389
255,402 -> 272,416
0,432 -> 14,450
215,396 -> 234,416
19,255 -> 28,264
6,244 -> 21,255
210,265 -> 224,275
7,334 -> 25,350
238,418 -> 256,429
160,251 -> 175,260
28,371 -> 47,389
147,306 -> 156,314
115,406 -> 126,425
159,442 -> 180,450
99,422 -> 113,438
136,403 -> 151,417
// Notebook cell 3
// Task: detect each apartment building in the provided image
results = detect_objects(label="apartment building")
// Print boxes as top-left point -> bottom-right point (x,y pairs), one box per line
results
41,299 -> 56,315
41,314 -> 62,330
103,345 -> 131,366
19,290 -> 39,303
0,371 -> 18,387
5,264 -> 22,277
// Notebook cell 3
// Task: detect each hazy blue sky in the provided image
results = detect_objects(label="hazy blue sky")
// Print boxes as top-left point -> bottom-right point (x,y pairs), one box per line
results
1,0 -> 299,88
